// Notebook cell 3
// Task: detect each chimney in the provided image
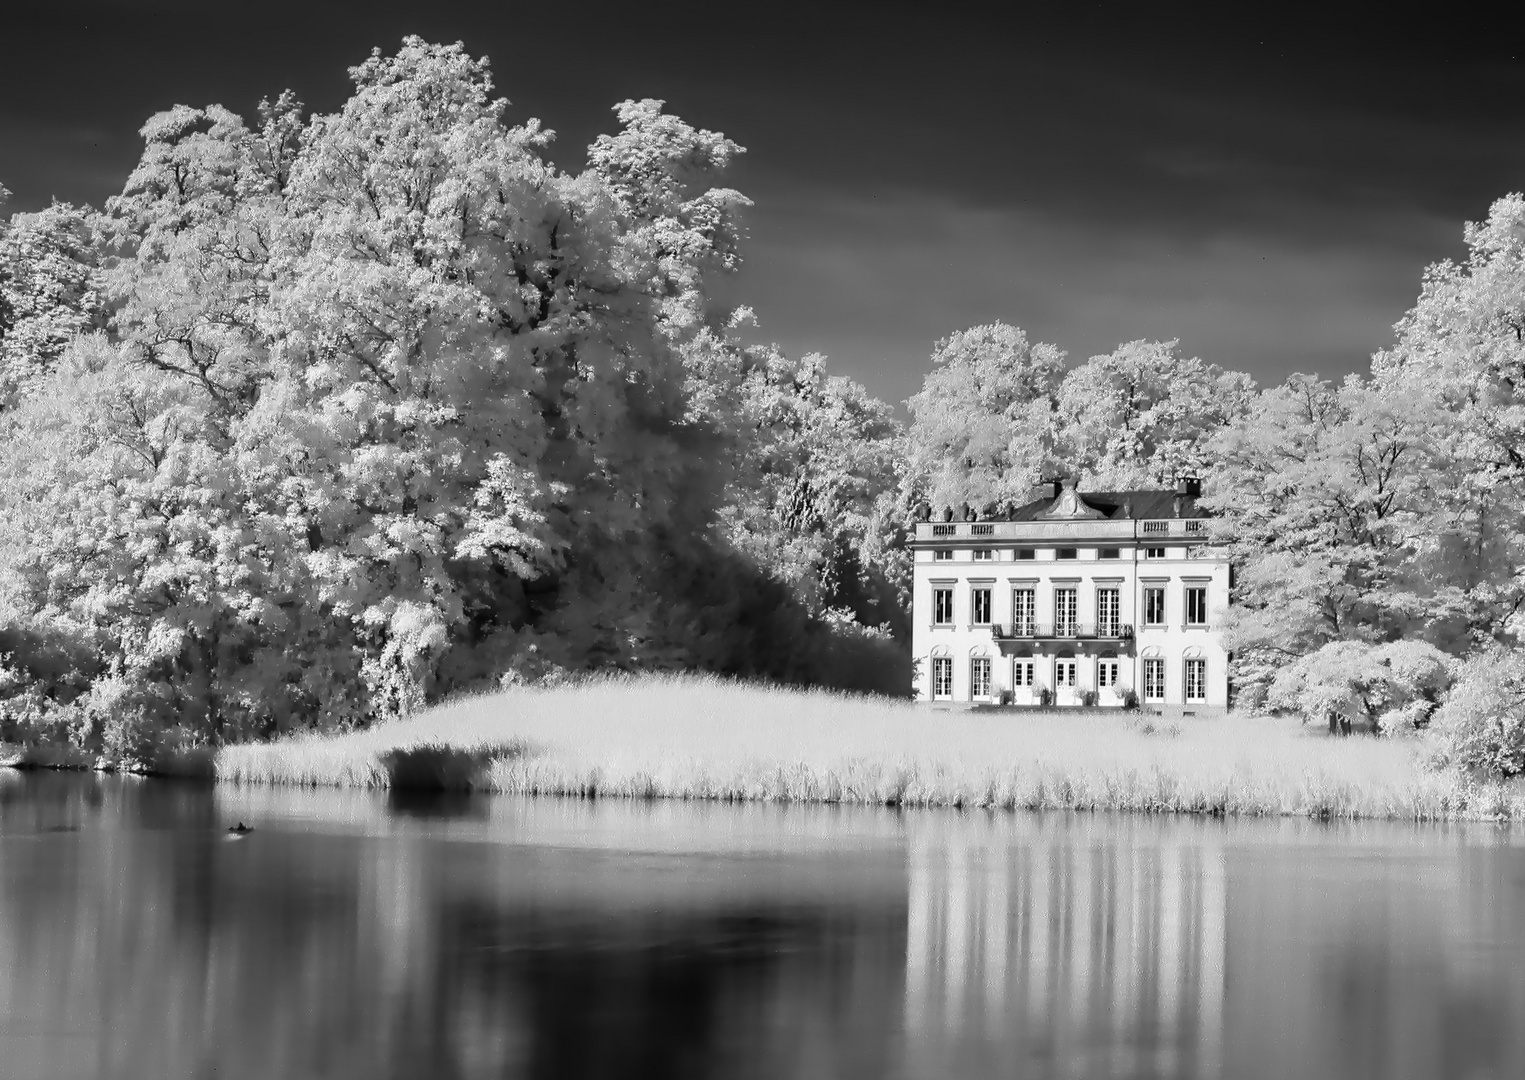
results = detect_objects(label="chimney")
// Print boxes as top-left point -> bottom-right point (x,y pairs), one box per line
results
1174,475 -> 1202,498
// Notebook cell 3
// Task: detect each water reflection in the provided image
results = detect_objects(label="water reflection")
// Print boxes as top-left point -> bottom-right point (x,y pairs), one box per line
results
904,817 -> 1226,1078
1,772 -> 1524,1079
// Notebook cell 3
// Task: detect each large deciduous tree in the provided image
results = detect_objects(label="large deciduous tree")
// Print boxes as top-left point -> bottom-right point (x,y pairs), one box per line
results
0,192 -> 106,410
1056,339 -> 1255,489
904,322 -> 1065,510
0,38 -> 911,758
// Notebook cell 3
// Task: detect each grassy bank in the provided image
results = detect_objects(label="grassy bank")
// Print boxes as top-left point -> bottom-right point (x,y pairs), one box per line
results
213,674 -> 1525,820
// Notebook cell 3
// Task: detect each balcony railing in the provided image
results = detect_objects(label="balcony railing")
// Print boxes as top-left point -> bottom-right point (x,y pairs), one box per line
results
991,623 -> 1135,641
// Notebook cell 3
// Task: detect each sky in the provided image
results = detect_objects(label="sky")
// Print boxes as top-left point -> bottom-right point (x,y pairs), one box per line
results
4,1 -> 1524,409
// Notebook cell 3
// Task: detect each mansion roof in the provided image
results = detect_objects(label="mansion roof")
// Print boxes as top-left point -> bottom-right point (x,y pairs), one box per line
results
1005,487 -> 1209,522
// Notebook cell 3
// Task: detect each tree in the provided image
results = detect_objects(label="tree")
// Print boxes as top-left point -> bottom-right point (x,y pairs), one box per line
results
1369,192 -> 1525,648
1201,373 -> 1444,704
1267,638 -> 1451,735
0,196 -> 106,409
904,322 -> 1065,511
0,38 -> 916,755
1056,339 -> 1254,488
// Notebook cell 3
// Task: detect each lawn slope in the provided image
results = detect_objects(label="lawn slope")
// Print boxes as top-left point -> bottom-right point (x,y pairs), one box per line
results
214,675 -> 1525,820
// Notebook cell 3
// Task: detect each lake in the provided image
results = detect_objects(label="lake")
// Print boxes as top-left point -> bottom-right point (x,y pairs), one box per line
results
1,771 -> 1522,1079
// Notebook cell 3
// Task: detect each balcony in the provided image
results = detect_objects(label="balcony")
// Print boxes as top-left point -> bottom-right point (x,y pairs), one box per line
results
990,623 -> 1135,642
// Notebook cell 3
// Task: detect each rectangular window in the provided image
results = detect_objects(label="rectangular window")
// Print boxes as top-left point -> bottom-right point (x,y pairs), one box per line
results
1012,589 -> 1035,636
1185,586 -> 1208,626
1055,659 -> 1077,688
1144,587 -> 1166,627
1056,547 -> 1078,560
1098,659 -> 1119,689
932,657 -> 953,698
933,549 -> 953,561
1054,588 -> 1078,635
1016,549 -> 1035,561
1099,548 -> 1120,560
1143,658 -> 1166,702
972,548 -> 993,561
1145,547 -> 1167,559
933,588 -> 954,626
1097,588 -> 1120,637
971,587 -> 993,625
971,658 -> 991,699
1184,658 -> 1206,703
1012,659 -> 1034,687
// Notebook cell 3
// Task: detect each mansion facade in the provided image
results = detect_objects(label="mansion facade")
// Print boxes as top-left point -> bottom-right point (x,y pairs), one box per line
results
909,478 -> 1229,711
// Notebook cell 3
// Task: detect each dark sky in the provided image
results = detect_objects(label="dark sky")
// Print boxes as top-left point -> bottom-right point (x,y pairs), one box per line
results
4,2 -> 1524,407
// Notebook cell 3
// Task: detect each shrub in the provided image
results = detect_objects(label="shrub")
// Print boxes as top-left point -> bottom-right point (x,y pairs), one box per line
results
1038,686 -> 1054,707
1080,689 -> 1099,707
1426,649 -> 1525,778
1120,687 -> 1140,710
1269,639 -> 1453,734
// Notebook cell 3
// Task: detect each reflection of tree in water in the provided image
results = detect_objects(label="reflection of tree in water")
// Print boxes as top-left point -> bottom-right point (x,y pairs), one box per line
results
1244,849 -> 1525,1080
0,778 -> 910,1080
429,903 -> 904,1078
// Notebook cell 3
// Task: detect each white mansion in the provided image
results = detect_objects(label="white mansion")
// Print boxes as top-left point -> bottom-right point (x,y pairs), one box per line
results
910,478 -> 1229,711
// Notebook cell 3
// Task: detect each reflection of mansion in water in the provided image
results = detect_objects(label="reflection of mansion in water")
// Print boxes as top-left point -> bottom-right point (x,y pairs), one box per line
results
903,824 -> 1227,1077
909,478 -> 1230,710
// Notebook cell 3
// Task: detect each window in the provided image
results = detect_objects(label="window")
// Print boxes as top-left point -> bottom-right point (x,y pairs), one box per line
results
1185,586 -> 1208,626
1098,658 -> 1119,689
1056,547 -> 1078,560
971,658 -> 991,699
1016,548 -> 1035,561
1097,588 -> 1120,637
933,657 -> 953,698
1012,589 -> 1035,636
933,549 -> 953,561
1055,659 -> 1077,688
1054,587 -> 1078,635
1184,658 -> 1206,703
1145,547 -> 1167,559
1099,547 -> 1120,560
1144,587 -> 1166,627
972,548 -> 993,561
971,587 -> 993,625
1143,658 -> 1166,702
933,588 -> 954,626
1012,659 -> 1034,687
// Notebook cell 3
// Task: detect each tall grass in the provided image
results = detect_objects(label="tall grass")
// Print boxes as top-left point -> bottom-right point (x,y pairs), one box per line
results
213,673 -> 1525,820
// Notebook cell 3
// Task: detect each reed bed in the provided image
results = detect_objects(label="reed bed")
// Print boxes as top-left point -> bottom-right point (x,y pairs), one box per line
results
213,673 -> 1525,820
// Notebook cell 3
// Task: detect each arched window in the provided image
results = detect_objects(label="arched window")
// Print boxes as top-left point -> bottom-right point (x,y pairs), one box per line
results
929,645 -> 953,700
1183,647 -> 1207,703
1141,645 -> 1166,702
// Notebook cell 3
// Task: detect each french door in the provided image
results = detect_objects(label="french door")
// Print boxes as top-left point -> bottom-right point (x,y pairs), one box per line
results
1097,588 -> 1120,637
1054,588 -> 1077,636
932,657 -> 953,699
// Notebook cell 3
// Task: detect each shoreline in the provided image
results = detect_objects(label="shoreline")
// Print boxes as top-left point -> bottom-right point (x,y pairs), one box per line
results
12,676 -> 1517,823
